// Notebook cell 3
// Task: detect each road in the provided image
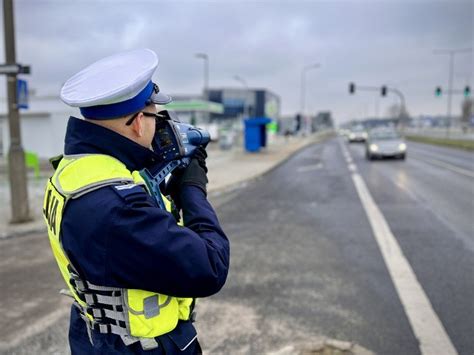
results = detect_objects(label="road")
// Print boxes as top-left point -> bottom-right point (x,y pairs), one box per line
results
1,138 -> 473,354
343,140 -> 473,354
202,138 -> 473,354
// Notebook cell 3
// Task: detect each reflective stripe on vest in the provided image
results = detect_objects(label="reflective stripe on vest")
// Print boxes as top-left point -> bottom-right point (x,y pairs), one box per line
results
43,154 -> 193,342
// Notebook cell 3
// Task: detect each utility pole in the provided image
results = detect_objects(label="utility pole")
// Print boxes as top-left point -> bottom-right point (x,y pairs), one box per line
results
434,47 -> 472,137
300,63 -> 320,115
3,0 -> 30,223
300,63 -> 320,134
195,53 -> 209,97
233,74 -> 251,117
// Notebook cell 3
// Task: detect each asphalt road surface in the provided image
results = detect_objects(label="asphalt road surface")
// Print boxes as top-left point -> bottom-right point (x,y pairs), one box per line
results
1,138 -> 473,354
204,138 -> 473,354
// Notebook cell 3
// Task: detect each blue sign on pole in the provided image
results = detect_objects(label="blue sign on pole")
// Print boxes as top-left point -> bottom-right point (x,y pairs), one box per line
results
17,79 -> 28,109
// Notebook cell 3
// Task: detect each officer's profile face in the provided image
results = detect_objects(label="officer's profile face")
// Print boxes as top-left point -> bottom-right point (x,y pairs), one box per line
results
138,103 -> 157,149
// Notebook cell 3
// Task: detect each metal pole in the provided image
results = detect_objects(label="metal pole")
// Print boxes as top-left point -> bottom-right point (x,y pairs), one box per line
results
234,75 -> 250,118
300,69 -> 305,114
447,52 -> 454,137
4,0 -> 30,223
434,48 -> 472,138
388,88 -> 407,132
300,63 -> 320,133
204,56 -> 209,94
195,53 -> 209,97
388,88 -> 406,117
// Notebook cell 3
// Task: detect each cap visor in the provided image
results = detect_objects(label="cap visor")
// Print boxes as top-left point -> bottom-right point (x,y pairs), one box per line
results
150,91 -> 172,105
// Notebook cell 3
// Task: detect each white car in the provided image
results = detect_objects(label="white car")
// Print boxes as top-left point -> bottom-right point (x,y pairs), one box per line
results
348,126 -> 368,142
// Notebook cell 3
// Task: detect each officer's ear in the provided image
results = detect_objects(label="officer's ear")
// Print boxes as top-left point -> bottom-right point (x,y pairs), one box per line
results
130,113 -> 145,138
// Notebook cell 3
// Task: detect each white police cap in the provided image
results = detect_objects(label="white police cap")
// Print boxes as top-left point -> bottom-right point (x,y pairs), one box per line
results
60,48 -> 172,120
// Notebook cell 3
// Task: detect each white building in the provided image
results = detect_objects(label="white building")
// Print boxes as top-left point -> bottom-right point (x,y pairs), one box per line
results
0,97 -> 77,159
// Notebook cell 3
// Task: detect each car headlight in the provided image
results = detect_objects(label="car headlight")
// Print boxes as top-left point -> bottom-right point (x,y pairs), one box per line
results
369,144 -> 378,152
399,143 -> 407,151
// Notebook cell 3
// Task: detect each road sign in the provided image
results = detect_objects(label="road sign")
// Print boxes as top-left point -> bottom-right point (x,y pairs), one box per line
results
17,79 -> 28,109
0,63 -> 30,75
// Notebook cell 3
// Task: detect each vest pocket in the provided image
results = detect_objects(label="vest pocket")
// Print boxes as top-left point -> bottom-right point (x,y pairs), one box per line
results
126,289 -> 179,338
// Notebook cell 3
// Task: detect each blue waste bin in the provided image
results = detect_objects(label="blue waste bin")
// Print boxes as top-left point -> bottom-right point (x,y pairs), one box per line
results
244,117 -> 272,152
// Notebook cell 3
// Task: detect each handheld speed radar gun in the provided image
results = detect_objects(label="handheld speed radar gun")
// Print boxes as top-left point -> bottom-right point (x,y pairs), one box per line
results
140,110 -> 211,209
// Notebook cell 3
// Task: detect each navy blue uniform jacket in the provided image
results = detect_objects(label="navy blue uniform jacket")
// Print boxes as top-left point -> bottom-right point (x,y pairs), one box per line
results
59,117 -> 230,354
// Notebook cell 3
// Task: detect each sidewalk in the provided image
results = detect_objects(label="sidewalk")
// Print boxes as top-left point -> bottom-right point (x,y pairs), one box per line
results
0,131 -> 332,238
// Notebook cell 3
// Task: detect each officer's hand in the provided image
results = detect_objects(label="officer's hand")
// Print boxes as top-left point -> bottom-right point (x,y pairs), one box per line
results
193,146 -> 208,173
165,146 -> 209,206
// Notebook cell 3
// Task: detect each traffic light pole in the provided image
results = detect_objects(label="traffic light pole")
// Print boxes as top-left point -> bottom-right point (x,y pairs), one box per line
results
434,47 -> 472,138
3,0 -> 30,223
348,83 -> 407,125
447,52 -> 454,137
387,87 -> 406,122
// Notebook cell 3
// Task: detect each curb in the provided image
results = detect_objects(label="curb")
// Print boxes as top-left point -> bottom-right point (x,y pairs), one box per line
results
1,132 -> 334,240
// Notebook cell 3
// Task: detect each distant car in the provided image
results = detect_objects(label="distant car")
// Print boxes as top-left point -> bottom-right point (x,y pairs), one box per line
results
365,130 -> 407,160
348,126 -> 368,143
338,128 -> 350,137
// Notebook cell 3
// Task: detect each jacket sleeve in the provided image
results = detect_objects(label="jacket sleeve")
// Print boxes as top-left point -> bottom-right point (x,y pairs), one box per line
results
107,185 -> 230,298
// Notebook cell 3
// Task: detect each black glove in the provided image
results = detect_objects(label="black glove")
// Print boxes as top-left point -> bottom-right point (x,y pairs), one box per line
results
179,158 -> 208,192
165,146 -> 208,207
192,146 -> 208,173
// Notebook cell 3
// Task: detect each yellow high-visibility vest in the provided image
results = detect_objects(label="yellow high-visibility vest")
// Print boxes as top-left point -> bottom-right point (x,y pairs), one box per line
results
43,154 -> 194,342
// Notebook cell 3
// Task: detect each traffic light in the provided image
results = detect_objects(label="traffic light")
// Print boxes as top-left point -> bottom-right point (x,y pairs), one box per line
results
435,87 -> 442,97
464,86 -> 471,97
381,86 -> 387,96
295,114 -> 302,132
349,82 -> 355,94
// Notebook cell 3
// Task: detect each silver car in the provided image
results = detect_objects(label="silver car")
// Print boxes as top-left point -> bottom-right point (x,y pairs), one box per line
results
365,130 -> 407,160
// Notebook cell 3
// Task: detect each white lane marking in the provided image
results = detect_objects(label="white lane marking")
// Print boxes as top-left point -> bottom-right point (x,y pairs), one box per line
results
337,139 -> 457,354
339,139 -> 354,166
347,165 -> 457,354
348,163 -> 357,172
411,154 -> 474,179
297,163 -> 323,172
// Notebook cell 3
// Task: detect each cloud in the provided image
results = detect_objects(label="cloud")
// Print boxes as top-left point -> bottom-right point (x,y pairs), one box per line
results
2,0 -> 472,122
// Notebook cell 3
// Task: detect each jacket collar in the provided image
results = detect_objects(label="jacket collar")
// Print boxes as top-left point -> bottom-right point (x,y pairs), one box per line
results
64,116 -> 160,172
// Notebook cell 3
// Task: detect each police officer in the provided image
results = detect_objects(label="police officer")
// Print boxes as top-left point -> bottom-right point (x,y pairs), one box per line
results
43,49 -> 230,354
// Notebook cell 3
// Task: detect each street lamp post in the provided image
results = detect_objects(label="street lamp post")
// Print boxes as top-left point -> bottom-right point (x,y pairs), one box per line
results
233,75 -> 250,117
300,63 -> 320,133
434,47 -> 472,137
195,53 -> 209,98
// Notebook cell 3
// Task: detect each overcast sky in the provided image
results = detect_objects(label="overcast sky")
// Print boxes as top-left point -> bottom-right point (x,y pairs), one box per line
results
1,0 -> 473,123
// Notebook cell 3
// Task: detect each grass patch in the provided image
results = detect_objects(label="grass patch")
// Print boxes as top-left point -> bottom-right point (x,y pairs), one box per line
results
406,135 -> 474,151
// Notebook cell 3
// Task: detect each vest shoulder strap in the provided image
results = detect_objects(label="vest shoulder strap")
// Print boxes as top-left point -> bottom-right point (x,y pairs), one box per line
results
52,154 -> 144,198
